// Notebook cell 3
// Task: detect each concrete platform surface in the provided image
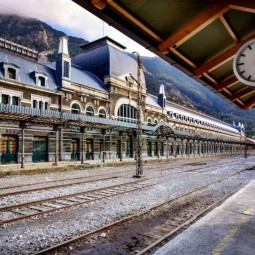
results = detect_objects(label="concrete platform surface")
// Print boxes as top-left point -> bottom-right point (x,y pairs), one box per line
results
153,181 -> 255,255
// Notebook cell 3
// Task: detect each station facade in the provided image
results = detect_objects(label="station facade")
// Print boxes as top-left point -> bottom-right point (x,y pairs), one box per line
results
0,36 -> 251,167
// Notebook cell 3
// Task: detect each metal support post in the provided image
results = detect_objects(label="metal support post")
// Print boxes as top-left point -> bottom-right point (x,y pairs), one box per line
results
53,125 -> 59,166
81,127 -> 85,164
245,136 -> 248,158
19,121 -> 27,169
132,51 -> 143,178
120,131 -> 123,161
102,129 -> 106,162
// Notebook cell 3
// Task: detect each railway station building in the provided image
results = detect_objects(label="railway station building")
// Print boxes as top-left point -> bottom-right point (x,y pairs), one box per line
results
0,36 -> 251,167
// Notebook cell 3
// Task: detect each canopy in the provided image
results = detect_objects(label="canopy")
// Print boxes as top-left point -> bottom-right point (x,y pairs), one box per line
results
73,0 -> 255,110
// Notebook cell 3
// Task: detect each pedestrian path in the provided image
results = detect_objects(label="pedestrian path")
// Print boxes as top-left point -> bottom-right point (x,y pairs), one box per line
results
153,180 -> 255,255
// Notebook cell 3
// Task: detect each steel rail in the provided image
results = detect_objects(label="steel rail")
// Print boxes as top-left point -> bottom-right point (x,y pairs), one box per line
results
136,183 -> 245,255
0,180 -> 152,225
0,157 -> 241,198
33,168 -> 247,255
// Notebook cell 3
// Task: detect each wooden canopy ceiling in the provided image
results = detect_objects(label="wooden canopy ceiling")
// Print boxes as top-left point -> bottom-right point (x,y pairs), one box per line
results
73,0 -> 255,110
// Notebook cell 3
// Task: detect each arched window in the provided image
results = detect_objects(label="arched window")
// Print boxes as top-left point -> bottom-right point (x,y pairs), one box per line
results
71,103 -> 80,114
147,118 -> 152,126
154,119 -> 158,125
99,109 -> 106,118
8,68 -> 16,79
86,106 -> 94,116
117,104 -> 137,123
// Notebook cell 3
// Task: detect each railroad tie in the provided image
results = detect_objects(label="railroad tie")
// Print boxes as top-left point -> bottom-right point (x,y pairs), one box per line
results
28,205 -> 47,212
11,209 -> 30,216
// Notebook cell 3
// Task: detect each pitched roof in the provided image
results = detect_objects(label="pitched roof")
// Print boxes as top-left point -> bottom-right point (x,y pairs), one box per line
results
0,50 -> 57,90
72,37 -> 146,88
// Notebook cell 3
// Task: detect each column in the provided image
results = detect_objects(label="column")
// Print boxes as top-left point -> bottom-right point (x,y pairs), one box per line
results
151,140 -> 155,157
119,131 -> 123,161
80,127 -> 85,164
53,125 -> 59,166
19,121 -> 27,168
173,138 -> 177,157
166,137 -> 170,158
182,139 -> 186,156
157,137 -> 160,159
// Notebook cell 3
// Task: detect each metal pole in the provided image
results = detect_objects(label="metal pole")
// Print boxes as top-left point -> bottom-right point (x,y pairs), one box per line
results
102,129 -> 106,162
81,127 -> 85,164
120,131 -> 123,161
19,121 -> 27,169
245,136 -> 248,158
54,125 -> 58,166
133,51 -> 143,178
21,128 -> 25,168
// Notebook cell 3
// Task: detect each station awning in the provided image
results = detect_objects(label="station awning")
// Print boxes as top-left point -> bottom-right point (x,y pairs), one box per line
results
73,0 -> 255,110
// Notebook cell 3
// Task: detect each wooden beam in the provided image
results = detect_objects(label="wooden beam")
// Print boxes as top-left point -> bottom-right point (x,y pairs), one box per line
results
93,0 -> 164,43
230,1 -> 255,13
230,87 -> 255,101
219,15 -> 239,43
91,0 -> 108,10
194,33 -> 255,76
158,0 -> 231,53
216,76 -> 238,91
243,97 -> 255,110
170,48 -> 198,69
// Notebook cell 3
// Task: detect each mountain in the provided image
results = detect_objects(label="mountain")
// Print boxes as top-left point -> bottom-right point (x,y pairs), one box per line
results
0,14 -> 88,62
1,14 -> 255,136
140,58 -> 255,137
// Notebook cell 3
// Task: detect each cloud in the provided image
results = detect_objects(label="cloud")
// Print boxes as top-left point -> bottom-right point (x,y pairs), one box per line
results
0,0 -> 155,56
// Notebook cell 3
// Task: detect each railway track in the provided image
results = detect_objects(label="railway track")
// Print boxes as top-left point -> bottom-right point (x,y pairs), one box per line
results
32,166 -> 247,255
0,159 -> 244,226
0,180 -> 153,225
0,157 -> 241,198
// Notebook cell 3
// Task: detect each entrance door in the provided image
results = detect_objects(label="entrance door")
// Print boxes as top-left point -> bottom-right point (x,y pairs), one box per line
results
116,140 -> 121,159
86,139 -> 93,160
71,139 -> 80,161
1,135 -> 18,164
154,142 -> 158,157
160,142 -> 164,156
147,141 -> 152,157
32,137 -> 48,162
125,136 -> 133,158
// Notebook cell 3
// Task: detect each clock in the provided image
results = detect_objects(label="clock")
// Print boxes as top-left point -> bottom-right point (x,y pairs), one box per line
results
233,39 -> 255,87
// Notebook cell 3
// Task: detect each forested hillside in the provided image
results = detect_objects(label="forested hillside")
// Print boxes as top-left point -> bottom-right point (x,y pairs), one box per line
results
1,14 -> 255,136
142,57 -> 255,136
0,14 -> 87,62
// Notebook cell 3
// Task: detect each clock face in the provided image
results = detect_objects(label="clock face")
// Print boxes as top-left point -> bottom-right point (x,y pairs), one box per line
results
233,39 -> 255,87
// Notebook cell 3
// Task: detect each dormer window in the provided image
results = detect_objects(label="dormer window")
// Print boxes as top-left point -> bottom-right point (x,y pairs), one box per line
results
2,63 -> 20,81
38,76 -> 46,87
8,68 -> 16,79
32,71 -> 48,88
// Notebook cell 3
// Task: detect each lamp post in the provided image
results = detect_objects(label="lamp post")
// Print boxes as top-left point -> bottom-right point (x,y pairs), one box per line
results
132,51 -> 143,178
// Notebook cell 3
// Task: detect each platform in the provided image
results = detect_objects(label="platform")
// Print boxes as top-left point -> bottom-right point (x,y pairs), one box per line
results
153,181 -> 255,255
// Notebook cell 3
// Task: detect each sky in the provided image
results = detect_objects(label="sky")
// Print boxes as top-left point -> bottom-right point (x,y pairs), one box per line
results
0,0 -> 155,57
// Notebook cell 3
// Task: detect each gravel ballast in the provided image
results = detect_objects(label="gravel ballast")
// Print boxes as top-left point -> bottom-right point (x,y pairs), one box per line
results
0,156 -> 255,254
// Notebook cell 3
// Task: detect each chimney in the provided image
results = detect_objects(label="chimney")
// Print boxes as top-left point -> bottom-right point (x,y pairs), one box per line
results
56,36 -> 71,88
